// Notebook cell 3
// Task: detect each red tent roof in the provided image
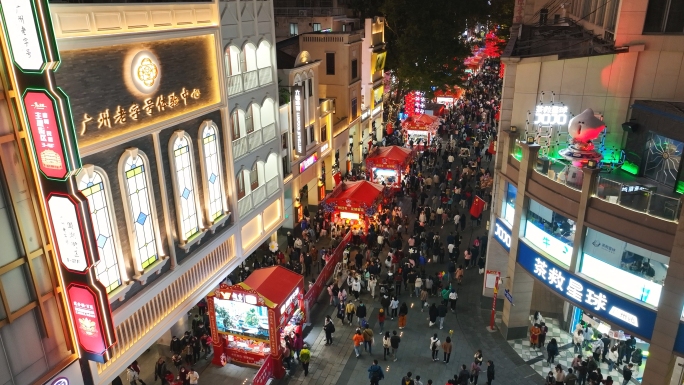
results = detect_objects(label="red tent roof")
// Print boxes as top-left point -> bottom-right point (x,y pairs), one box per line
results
242,266 -> 303,307
366,146 -> 413,166
325,180 -> 384,209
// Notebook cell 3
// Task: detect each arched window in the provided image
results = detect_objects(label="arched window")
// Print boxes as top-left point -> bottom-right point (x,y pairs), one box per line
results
256,40 -> 271,69
242,42 -> 257,72
199,121 -> 227,223
250,163 -> 259,190
261,98 -> 275,127
237,171 -> 246,200
225,45 -> 241,76
170,132 -> 201,242
78,166 -> 123,293
121,150 -> 160,270
232,109 -> 245,139
245,105 -> 254,134
265,152 -> 280,181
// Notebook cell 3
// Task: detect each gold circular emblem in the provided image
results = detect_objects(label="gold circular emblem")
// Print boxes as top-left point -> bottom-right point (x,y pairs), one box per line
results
137,58 -> 158,87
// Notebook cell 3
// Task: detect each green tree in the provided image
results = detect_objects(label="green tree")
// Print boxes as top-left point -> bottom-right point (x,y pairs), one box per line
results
245,307 -> 259,328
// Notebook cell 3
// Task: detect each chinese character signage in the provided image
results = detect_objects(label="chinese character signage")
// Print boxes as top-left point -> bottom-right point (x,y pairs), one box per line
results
524,221 -> 573,266
518,241 -> 657,339
24,91 -> 69,180
67,284 -> 110,355
533,105 -> 569,126
493,217 -> 511,252
53,33 -> 221,148
291,85 -> 304,156
0,0 -> 45,71
47,195 -> 88,272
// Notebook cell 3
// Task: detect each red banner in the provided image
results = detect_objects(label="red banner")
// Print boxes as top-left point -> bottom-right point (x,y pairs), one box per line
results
253,355 -> 274,385
24,91 -> 69,180
304,232 -> 351,305
67,284 -> 108,355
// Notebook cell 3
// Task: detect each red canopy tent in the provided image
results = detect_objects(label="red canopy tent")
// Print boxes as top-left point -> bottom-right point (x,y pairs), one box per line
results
208,266 -> 304,381
321,180 -> 385,229
365,146 -> 413,188
434,88 -> 463,107
402,114 -> 439,148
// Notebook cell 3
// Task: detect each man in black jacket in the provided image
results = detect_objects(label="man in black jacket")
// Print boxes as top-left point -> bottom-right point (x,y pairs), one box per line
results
437,303 -> 448,330
401,372 -> 414,385
170,336 -> 183,355
356,301 -> 368,327
458,364 -> 470,385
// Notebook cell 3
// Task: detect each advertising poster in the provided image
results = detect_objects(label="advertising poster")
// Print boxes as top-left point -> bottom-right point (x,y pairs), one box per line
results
214,298 -> 269,340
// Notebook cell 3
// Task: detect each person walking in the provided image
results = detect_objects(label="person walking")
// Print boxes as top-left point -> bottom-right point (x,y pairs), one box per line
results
458,364 -> 470,384
353,329 -> 365,358
368,359 -> 385,385
382,331 -> 391,361
449,289 -> 458,313
378,308 -> 386,332
398,302 -> 409,329
565,368 -> 578,385
337,301 -> 347,325
573,329 -> 584,354
126,366 -> 139,385
420,288 -> 429,311
363,324 -> 374,354
154,357 -> 167,384
357,301 -> 368,327
390,297 -> 399,320
547,338 -> 559,363
390,331 -> 401,362
324,315 -> 335,345
300,344 -> 311,376
369,275 -> 378,298
428,303 -> 438,327
437,302 -> 448,329
187,368 -> 199,385
402,372 -> 415,385
545,371 -> 556,385
430,334 -> 440,361
442,336 -> 453,363
486,360 -> 495,385
470,361 -> 482,385
607,346 -> 618,373
621,364 -> 633,385
346,301 -> 356,325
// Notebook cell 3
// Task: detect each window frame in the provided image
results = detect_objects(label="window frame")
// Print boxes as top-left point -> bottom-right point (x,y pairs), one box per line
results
326,52 -> 335,75
198,120 -> 229,227
643,0 -> 684,33
351,97 -> 358,120
250,163 -> 260,191
308,78 -> 313,97
77,165 -> 128,295
169,131 -> 204,246
290,23 -> 299,36
118,148 -> 166,276
351,59 -> 358,80
313,23 -> 321,32
237,171 -> 246,200
232,109 -> 242,139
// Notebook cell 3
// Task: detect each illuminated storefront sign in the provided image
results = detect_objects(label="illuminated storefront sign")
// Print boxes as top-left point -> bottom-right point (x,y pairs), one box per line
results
67,284 -> 109,355
280,287 -> 300,316
292,85 -> 304,156
372,51 -> 387,73
50,378 -> 69,385
53,34 -> 221,148
0,0 -> 45,71
47,195 -> 88,272
518,241 -> 657,339
493,218 -> 511,252
533,105 -> 569,126
361,109 -> 370,121
320,143 -> 330,154
524,221 -> 572,266
372,105 -> 382,117
24,91 -> 69,180
299,153 -> 318,173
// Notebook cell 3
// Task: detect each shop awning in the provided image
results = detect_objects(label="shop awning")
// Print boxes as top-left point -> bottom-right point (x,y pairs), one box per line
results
323,180 -> 384,212
241,266 -> 303,308
402,113 -> 439,130
366,146 -> 413,169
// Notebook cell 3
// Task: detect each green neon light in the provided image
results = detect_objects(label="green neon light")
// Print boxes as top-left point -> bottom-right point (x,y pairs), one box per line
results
676,181 -> 684,195
620,161 -> 639,175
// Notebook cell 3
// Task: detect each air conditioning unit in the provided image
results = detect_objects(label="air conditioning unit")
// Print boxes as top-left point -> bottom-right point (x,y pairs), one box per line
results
604,30 -> 615,42
299,10 -> 307,16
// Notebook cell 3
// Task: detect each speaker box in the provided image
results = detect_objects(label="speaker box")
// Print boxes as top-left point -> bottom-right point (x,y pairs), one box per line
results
622,122 -> 638,132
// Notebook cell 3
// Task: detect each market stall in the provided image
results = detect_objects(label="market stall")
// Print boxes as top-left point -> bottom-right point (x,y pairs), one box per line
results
320,180 -> 385,232
208,266 -> 305,380
365,146 -> 413,189
402,113 -> 439,148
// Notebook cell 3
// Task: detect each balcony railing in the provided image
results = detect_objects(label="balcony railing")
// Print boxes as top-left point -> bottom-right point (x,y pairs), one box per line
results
535,159 -> 584,191
243,70 -> 259,91
266,176 -> 279,197
595,176 -> 682,222
247,130 -> 263,151
237,195 -> 253,218
258,67 -> 273,86
262,123 -> 276,143
252,184 -> 267,207
233,136 -> 248,159
227,74 -> 243,96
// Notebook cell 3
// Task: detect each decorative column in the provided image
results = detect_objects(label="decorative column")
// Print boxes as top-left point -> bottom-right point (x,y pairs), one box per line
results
500,141 -> 540,340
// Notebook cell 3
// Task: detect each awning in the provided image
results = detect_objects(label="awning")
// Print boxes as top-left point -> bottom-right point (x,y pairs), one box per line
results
323,180 -> 384,213
366,146 -> 413,169
240,266 -> 303,308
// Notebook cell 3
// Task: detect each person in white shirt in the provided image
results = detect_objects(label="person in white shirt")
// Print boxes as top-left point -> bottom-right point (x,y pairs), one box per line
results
188,368 -> 200,385
414,277 -> 423,298
454,213 -> 461,226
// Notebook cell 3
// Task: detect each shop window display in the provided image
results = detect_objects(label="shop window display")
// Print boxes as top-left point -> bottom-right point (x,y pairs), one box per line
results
581,228 -> 668,308
524,199 -> 575,266
501,182 -> 516,226
215,297 -> 271,356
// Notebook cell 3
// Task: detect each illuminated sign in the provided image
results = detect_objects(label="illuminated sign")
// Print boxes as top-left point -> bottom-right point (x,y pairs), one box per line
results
299,153 -> 318,173
533,105 -> 568,126
524,220 -> 572,266
24,91 -> 69,180
372,105 -> 382,117
226,292 -> 258,305
279,287 -> 300,318
0,0 -> 45,71
50,378 -> 69,385
320,143 -> 330,154
493,218 -> 511,252
292,85 -> 304,155
53,34 -> 221,148
67,284 -> 108,355
361,109 -> 370,121
518,241 -> 657,339
47,195 -> 88,272
372,51 -> 387,73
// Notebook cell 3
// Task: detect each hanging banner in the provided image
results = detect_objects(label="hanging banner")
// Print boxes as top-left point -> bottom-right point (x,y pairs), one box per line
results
24,91 -> 70,180
0,0 -> 46,72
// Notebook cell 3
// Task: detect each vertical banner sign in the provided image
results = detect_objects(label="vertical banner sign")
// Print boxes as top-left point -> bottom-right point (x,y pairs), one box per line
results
0,0 -> 116,364
0,0 -> 46,72
292,86 -> 304,156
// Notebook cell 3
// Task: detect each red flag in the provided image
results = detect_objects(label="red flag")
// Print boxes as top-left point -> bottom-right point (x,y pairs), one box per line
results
470,195 -> 486,218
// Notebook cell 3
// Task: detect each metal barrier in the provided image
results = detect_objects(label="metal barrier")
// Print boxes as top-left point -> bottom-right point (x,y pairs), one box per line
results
595,176 -> 681,222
